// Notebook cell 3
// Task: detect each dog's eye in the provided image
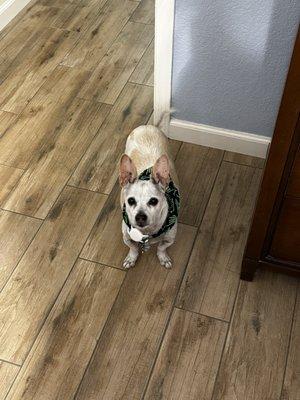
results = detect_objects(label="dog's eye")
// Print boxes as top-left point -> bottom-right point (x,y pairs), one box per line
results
127,197 -> 136,206
148,197 -> 158,206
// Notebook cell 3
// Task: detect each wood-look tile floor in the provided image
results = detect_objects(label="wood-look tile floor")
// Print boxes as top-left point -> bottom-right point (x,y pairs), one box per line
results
0,1 -> 299,399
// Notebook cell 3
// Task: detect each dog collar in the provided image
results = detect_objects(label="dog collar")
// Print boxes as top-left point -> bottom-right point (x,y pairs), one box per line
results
122,167 -> 180,250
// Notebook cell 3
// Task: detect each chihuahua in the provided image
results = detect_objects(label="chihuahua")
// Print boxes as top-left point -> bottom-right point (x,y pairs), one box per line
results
119,122 -> 180,269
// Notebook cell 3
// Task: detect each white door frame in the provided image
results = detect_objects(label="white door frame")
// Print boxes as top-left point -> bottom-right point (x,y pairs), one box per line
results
153,0 -> 175,133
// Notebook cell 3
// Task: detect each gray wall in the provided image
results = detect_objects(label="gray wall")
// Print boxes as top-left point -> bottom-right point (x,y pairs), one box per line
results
171,0 -> 299,137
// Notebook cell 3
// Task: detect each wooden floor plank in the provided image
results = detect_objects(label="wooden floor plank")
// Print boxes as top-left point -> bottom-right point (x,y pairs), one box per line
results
51,4 -> 92,32
212,271 -> 297,400
69,82 -> 153,194
0,361 -> 19,400
281,285 -> 300,400
80,183 -> 127,268
78,21 -> 153,104
36,0 -> 75,6
7,260 -> 124,400
175,143 -> 223,226
75,224 -> 196,400
0,28 -> 79,114
0,65 -> 92,170
177,162 -> 262,321
37,0 -> 103,7
129,39 -> 154,86
0,187 -> 106,364
3,96 -> 110,218
0,111 -> 17,139
0,165 -> 23,206
224,152 -> 265,169
61,0 -> 138,70
144,308 -> 228,400
0,210 -> 41,291
169,139 -> 182,160
130,0 -> 154,24
0,3 -> 61,58
50,0 -> 108,32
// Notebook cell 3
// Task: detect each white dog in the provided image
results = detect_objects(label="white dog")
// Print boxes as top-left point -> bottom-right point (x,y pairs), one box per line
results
119,122 -> 180,269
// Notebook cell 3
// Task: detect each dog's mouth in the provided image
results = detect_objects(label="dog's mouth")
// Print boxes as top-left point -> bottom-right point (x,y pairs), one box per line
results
135,221 -> 149,228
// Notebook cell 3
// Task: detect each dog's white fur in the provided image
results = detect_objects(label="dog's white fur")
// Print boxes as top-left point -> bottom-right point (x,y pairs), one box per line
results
119,124 -> 179,269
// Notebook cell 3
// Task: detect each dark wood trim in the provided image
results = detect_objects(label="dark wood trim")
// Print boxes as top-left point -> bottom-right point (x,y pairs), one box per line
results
245,29 -> 300,260
242,257 -> 300,281
241,258 -> 258,281
242,28 -> 300,280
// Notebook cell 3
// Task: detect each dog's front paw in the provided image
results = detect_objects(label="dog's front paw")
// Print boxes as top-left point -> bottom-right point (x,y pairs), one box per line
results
123,253 -> 138,269
157,251 -> 172,269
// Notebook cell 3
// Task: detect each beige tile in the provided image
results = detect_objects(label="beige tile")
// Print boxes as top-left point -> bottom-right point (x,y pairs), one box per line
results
224,151 -> 265,168
144,308 -> 228,400
61,0 -> 138,70
76,224 -> 197,400
0,362 -> 19,400
0,66 -> 92,170
0,165 -> 23,206
0,210 -> 41,291
80,183 -> 127,269
0,111 -> 17,139
130,0 -> 154,24
7,260 -> 124,400
212,271 -> 297,400
176,143 -> 223,226
69,82 -> 153,194
79,22 -> 153,104
0,28 -> 79,114
129,39 -> 154,86
177,162 -> 262,321
3,91 -> 110,218
0,187 -> 106,364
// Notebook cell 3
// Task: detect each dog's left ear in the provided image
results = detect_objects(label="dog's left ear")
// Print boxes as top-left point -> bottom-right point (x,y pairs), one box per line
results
152,154 -> 170,187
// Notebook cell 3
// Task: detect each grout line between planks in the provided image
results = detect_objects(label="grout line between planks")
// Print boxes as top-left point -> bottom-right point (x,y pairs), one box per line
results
0,358 -> 21,367
174,305 -> 230,325
78,256 -> 125,272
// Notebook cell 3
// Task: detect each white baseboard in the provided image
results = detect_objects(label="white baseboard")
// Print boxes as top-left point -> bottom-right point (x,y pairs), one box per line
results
0,0 -> 31,31
169,118 -> 271,158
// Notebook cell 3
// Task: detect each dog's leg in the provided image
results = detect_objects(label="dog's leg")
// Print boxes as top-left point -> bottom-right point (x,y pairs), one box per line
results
123,236 -> 139,269
122,222 -> 139,269
157,240 -> 173,269
157,223 -> 177,269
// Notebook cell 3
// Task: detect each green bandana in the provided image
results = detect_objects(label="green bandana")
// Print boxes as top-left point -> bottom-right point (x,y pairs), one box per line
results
122,167 -> 180,239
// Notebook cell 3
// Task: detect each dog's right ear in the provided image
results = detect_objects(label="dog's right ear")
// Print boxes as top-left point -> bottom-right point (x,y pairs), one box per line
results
119,154 -> 137,187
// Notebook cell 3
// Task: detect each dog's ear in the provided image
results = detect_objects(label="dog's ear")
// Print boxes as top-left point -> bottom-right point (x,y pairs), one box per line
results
119,154 -> 137,186
152,154 -> 170,187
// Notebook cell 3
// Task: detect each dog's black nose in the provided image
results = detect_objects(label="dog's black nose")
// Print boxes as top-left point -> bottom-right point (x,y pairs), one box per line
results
135,212 -> 148,226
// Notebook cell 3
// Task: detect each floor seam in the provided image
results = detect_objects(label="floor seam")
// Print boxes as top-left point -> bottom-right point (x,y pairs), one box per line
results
174,306 -> 230,324
0,358 -> 21,367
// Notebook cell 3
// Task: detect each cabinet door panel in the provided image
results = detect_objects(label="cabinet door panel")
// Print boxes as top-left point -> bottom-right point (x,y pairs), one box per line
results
270,197 -> 300,264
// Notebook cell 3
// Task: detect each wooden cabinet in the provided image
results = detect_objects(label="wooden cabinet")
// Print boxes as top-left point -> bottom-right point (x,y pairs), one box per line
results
241,30 -> 300,281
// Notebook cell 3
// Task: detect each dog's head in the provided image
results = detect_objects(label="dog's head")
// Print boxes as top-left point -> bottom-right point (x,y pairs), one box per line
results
119,154 -> 170,232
